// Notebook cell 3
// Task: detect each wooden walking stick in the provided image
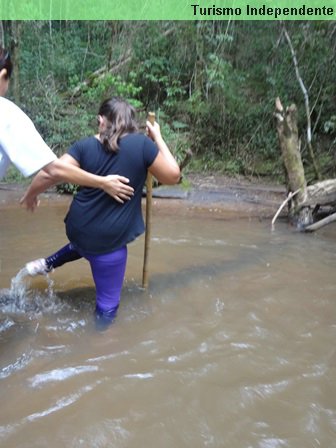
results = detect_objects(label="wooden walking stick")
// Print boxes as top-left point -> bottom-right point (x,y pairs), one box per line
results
142,111 -> 155,288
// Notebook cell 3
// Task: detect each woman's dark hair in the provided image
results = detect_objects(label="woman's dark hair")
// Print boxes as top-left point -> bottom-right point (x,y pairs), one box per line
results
0,47 -> 13,79
98,97 -> 138,152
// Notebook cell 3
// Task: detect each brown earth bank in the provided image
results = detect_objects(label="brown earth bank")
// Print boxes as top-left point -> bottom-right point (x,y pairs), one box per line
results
0,173 -> 286,221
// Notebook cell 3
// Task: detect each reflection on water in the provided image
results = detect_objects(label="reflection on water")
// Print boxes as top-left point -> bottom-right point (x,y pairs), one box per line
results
0,204 -> 336,447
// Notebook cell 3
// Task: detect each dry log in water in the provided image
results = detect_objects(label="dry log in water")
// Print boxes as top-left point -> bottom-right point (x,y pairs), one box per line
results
274,98 -> 336,232
301,179 -> 336,207
304,211 -> 336,232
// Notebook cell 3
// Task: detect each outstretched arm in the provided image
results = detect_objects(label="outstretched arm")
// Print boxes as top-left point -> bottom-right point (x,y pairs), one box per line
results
20,154 -> 134,211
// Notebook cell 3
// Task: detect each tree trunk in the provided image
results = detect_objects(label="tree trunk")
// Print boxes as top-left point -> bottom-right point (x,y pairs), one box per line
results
282,23 -> 321,180
274,98 -> 336,232
9,21 -> 22,103
0,21 -> 4,46
274,97 -> 313,227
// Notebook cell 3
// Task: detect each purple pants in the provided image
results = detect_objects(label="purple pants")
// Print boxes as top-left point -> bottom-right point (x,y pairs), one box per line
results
84,246 -> 128,317
46,243 -> 127,320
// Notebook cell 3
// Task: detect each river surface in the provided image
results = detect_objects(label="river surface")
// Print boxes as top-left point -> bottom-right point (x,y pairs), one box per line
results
0,202 -> 336,447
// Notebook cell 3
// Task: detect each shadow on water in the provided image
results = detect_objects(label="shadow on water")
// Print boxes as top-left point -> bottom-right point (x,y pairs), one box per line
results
148,234 -> 291,294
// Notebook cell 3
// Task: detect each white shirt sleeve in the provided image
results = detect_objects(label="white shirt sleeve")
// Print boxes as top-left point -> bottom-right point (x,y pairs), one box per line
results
0,149 -> 11,179
0,97 -> 57,178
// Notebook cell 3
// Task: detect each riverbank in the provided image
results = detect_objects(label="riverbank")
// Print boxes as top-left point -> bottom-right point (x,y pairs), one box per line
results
0,173 -> 286,220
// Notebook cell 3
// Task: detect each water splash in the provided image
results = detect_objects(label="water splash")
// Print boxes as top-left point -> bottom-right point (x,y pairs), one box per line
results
0,316 -> 15,333
0,267 -> 32,314
9,267 -> 30,310
0,267 -> 62,315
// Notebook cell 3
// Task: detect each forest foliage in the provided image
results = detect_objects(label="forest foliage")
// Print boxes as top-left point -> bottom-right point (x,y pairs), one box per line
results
1,20 -> 335,183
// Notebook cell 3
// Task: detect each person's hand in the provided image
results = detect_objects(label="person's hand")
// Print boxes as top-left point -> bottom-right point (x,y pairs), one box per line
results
146,120 -> 162,143
19,193 -> 40,212
103,175 -> 134,203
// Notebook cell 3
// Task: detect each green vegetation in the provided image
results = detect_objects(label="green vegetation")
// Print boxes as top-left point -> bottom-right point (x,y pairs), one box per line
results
2,165 -> 27,184
2,20 -> 335,184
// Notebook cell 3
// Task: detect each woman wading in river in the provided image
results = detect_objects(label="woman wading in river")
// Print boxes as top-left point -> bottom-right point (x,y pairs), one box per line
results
23,97 -> 180,328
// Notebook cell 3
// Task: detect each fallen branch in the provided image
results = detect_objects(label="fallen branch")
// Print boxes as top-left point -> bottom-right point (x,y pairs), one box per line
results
71,27 -> 176,98
71,50 -> 132,97
271,189 -> 300,230
300,179 -> 336,207
304,211 -> 336,232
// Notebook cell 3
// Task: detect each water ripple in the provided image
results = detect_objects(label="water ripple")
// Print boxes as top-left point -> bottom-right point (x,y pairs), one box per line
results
151,236 -> 234,247
45,319 -> 87,333
124,373 -> 154,380
240,380 -> 290,406
87,350 -> 130,363
0,351 -> 32,379
0,378 -> 107,443
28,365 -> 99,388
258,438 -> 289,448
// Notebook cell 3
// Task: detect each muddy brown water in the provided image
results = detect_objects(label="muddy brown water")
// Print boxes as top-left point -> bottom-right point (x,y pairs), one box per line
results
0,198 -> 336,447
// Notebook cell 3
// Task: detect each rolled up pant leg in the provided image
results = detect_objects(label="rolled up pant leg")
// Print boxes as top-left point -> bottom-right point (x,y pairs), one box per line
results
84,246 -> 128,321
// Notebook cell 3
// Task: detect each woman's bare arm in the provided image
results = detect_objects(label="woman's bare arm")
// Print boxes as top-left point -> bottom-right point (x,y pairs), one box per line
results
146,121 -> 181,185
20,154 -> 134,211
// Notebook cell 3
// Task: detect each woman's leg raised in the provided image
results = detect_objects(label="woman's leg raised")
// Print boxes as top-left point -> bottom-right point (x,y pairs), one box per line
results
26,242 -> 82,275
45,243 -> 82,270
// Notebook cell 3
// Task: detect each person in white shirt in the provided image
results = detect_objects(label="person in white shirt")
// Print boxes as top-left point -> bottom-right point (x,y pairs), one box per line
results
0,46 -> 134,207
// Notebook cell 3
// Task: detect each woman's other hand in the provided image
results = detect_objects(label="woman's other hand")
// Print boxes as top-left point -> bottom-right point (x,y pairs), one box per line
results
146,120 -> 162,143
